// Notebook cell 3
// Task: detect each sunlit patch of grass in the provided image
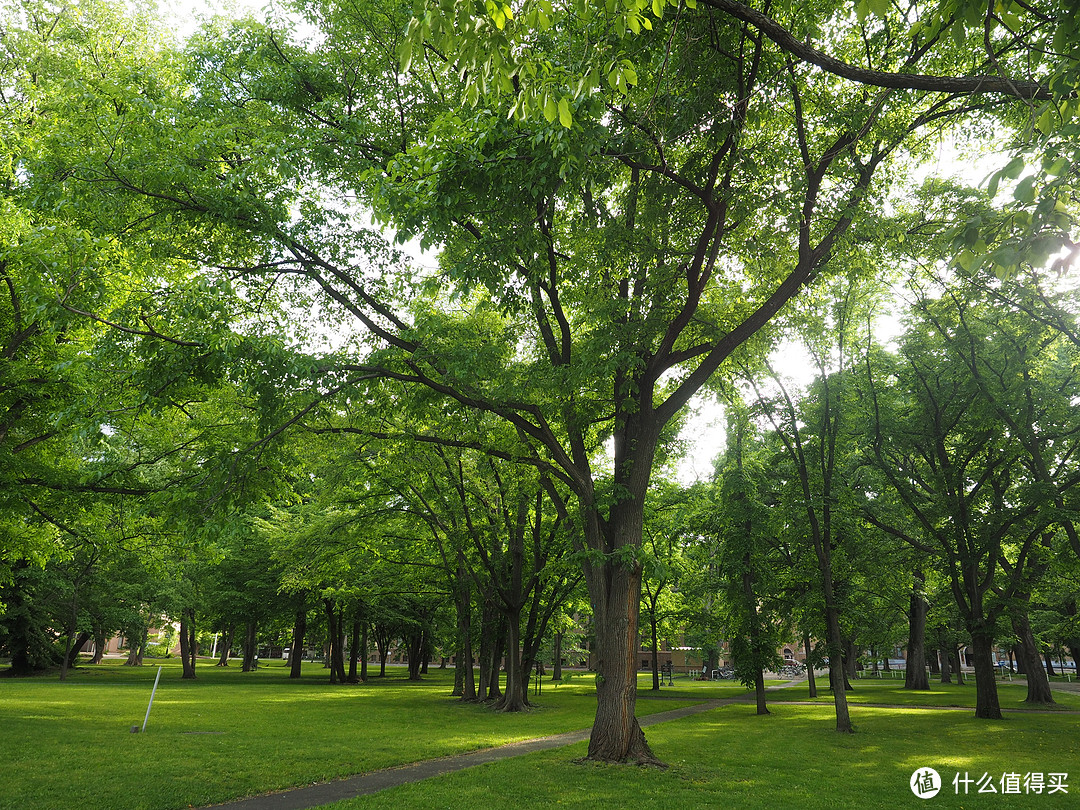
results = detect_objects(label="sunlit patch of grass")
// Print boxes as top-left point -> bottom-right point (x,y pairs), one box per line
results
350,701 -> 1079,809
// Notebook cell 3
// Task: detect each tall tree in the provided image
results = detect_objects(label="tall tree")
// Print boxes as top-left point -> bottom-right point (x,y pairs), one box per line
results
35,0 -> 1074,761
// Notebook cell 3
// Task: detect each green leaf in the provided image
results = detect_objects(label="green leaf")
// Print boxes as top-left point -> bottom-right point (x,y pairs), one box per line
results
558,97 -> 572,129
1001,155 -> 1025,179
1013,175 -> 1036,204
1043,156 -> 1069,177
868,0 -> 890,17
543,94 -> 557,123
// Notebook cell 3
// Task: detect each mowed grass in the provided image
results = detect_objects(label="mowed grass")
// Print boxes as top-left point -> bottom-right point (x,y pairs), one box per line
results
3,660 -> 1078,810
339,701 -> 1080,809
763,674 -> 1080,711
0,658 -> 687,810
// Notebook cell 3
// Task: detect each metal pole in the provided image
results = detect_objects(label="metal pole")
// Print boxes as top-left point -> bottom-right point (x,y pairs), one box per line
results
141,666 -> 163,732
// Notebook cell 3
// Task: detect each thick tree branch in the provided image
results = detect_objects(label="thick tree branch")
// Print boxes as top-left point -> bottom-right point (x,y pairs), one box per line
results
699,0 -> 1052,99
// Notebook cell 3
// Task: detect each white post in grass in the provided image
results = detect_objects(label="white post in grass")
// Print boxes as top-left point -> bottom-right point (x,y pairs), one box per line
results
141,666 -> 163,732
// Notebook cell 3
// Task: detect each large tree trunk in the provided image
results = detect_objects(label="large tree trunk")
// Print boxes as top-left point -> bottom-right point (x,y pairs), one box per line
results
1012,608 -> 1055,704
494,606 -> 528,711
970,630 -> 1002,719
904,571 -> 930,690
289,611 -> 306,679
583,559 -> 661,764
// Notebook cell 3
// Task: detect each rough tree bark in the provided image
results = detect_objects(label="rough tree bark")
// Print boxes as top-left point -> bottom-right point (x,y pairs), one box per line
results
969,631 -> 1000,719
904,570 -> 930,690
1013,607 -> 1055,705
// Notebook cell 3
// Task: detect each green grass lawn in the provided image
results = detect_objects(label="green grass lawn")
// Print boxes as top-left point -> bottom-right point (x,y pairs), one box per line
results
0,658 -> 683,810
343,700 -> 1080,809
3,658 -> 1077,810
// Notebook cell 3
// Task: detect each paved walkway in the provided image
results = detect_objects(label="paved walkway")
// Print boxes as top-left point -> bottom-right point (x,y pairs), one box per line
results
204,699 -> 731,810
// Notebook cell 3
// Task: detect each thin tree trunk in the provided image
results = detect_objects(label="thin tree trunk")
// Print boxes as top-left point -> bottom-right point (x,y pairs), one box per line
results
360,623 -> 368,682
939,644 -> 953,684
289,611 -> 306,679
744,552 -> 768,715
487,617 -> 505,700
180,609 -> 197,679
407,631 -> 423,680
804,632 -> 817,698
241,619 -> 257,672
347,618 -> 362,683
90,627 -> 107,665
649,605 -> 661,692
552,631 -> 563,681
217,626 -> 232,667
